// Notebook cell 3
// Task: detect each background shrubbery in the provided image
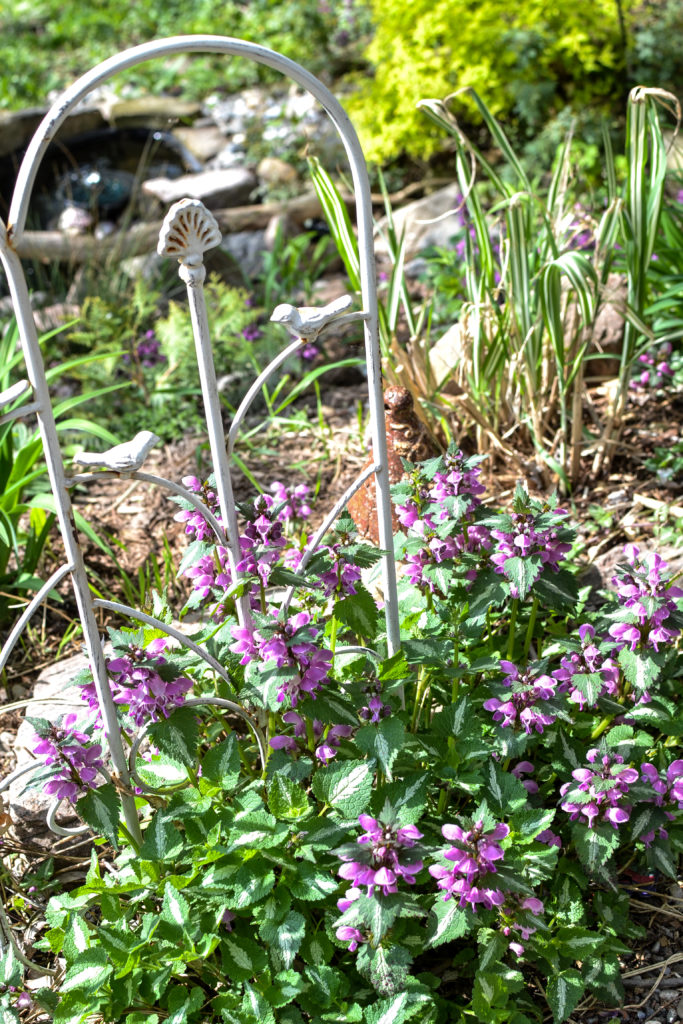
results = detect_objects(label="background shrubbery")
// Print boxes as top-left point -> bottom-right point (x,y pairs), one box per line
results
347,0 -> 683,166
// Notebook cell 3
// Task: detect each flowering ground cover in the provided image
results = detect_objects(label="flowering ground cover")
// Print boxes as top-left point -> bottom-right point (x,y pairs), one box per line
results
7,441 -> 683,1024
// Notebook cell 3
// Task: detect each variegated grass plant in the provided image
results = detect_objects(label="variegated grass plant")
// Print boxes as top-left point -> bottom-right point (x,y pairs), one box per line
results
313,87 -> 681,490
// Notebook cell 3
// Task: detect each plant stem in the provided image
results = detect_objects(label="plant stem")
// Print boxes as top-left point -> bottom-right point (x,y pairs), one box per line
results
523,597 -> 538,661
507,599 -> 519,660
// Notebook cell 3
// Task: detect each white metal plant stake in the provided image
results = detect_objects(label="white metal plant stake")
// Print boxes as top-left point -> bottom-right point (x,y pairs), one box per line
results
0,36 -> 401,866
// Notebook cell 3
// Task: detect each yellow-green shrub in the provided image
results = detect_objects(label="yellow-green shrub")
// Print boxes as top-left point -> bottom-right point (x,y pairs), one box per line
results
345,0 -> 626,163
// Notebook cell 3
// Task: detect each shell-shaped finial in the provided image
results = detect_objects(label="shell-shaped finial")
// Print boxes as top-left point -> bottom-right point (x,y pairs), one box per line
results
157,198 -> 222,264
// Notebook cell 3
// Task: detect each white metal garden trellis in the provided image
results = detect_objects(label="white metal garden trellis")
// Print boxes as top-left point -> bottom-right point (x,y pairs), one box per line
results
0,36 -> 401,849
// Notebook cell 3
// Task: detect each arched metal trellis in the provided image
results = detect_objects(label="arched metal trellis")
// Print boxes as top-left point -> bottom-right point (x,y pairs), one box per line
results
0,36 -> 401,848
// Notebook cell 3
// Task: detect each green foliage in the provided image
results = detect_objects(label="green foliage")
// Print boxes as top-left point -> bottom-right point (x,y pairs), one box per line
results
0,0 -> 371,110
0,319 -> 119,624
346,0 -> 627,164
16,443 -> 683,1023
64,274 -> 277,440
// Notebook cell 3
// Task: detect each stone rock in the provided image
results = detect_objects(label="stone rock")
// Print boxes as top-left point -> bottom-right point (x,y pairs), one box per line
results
142,167 -> 257,210
585,273 -> 626,382
172,123 -> 227,163
0,106 -> 106,158
221,229 -> 267,277
374,184 -> 464,260
257,156 -> 299,188
426,322 -> 466,394
264,212 -> 298,251
107,97 -> 202,128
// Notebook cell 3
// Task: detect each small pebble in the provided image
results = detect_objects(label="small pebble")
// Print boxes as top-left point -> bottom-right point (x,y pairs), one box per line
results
666,1009 -> 677,1023
678,996 -> 683,1019
653,940 -> 662,953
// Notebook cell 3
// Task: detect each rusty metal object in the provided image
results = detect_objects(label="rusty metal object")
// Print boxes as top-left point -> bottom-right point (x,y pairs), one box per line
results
348,385 -> 440,544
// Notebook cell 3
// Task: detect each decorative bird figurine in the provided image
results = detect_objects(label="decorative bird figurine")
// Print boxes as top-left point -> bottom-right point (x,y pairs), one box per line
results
348,385 -> 440,544
270,295 -> 356,340
72,430 -> 160,474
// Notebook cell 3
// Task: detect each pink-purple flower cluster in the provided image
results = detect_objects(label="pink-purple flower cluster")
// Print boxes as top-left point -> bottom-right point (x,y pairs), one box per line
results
560,749 -> 638,829
358,679 -> 392,724
630,342 -> 673,391
231,612 -> 332,707
32,714 -> 105,802
176,476 -> 316,618
335,814 -> 423,905
269,481 -> 312,523
551,624 -> 620,711
269,710 -> 353,764
499,894 -> 545,956
429,820 -> 509,909
80,639 -> 192,728
394,448 -> 492,595
639,760 -> 683,846
483,661 -> 557,734
608,545 -> 683,653
490,508 -> 570,596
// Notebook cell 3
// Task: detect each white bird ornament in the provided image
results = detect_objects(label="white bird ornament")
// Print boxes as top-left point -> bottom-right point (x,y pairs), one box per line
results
72,430 -> 160,474
270,295 -> 357,340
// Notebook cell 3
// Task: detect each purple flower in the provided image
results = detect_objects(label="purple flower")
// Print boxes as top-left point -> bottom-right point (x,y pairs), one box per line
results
336,925 -> 365,952
269,713 -> 353,763
32,714 -> 105,804
242,323 -> 262,341
560,748 -> 637,829
484,662 -> 557,734
499,894 -> 545,955
317,543 -> 363,598
490,507 -> 570,596
552,624 -> 620,711
335,815 -> 423,898
608,546 -> 682,653
511,760 -> 538,794
270,481 -> 312,522
81,641 -> 192,728
233,613 -> 332,708
429,820 -> 509,909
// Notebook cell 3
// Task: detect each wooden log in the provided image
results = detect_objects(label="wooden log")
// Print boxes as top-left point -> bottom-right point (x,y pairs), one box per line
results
11,190 -> 353,262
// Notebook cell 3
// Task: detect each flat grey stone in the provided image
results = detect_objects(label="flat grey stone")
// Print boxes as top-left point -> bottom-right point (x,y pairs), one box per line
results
374,184 -> 464,260
142,167 -> 257,209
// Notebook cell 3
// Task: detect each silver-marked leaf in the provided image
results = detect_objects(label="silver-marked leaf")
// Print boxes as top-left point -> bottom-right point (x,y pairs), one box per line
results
288,862 -> 339,901
268,775 -> 311,820
426,897 -> 469,947
259,910 -> 305,969
502,555 -> 542,600
355,718 -> 405,780
62,913 -> 91,961
312,760 -> 372,817
60,949 -> 112,993
220,934 -> 267,983
76,783 -> 120,848
140,812 -> 184,861
161,882 -> 190,936
148,706 -> 198,767
202,733 -> 240,790
546,969 -> 584,1024
0,947 -> 21,988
